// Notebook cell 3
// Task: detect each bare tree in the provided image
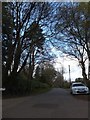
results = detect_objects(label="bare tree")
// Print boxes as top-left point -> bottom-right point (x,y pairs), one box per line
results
2,2 -> 54,90
53,2 -> 90,82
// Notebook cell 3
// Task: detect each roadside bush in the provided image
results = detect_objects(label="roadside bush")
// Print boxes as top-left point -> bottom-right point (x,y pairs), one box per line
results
86,80 -> 90,90
3,73 -> 51,97
62,81 -> 70,89
17,75 -> 29,94
31,79 -> 50,90
3,75 -> 19,95
3,73 -> 31,96
31,79 -> 41,89
40,83 -> 50,88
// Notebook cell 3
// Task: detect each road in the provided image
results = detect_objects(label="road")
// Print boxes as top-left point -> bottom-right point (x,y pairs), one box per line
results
2,88 -> 89,118
0,94 -> 2,120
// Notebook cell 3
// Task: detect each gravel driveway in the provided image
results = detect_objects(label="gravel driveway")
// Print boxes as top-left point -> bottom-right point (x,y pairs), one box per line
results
2,88 -> 89,118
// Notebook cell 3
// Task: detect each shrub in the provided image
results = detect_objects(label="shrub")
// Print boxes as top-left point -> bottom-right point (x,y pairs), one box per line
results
86,80 -> 90,90
31,79 -> 50,90
17,75 -> 28,94
3,73 -> 31,95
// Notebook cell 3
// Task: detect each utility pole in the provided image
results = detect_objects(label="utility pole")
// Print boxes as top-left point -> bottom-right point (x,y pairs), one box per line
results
68,65 -> 71,83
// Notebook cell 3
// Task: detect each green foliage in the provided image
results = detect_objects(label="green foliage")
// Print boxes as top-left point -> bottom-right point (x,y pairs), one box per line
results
31,79 -> 50,89
40,64 -> 56,86
78,2 -> 90,13
31,87 -> 52,95
29,22 -> 45,49
86,80 -> 90,90
17,74 -> 30,94
75,78 -> 84,82
40,67 -> 56,86
3,74 -> 28,95
34,66 -> 41,79
3,71 -> 50,96
63,81 -> 70,89
2,3 -> 13,69
53,71 -> 64,87
34,63 -> 57,87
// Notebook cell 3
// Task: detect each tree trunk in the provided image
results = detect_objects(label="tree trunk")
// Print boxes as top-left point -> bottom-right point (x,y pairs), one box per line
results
81,61 -> 88,84
88,56 -> 90,80
28,47 -> 35,92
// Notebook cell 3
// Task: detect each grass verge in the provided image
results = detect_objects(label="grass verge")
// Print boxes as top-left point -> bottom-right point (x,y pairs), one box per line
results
31,87 -> 52,95
2,87 -> 52,99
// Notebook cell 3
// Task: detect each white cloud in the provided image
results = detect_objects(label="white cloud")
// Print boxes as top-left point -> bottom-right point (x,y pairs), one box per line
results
51,47 -> 88,81
53,55 -> 88,81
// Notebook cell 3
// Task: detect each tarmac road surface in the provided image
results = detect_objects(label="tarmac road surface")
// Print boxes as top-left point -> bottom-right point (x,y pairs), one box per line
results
0,94 -> 2,120
2,88 -> 89,118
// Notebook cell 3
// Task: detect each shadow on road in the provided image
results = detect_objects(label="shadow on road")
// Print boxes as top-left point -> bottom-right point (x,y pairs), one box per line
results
72,94 -> 90,101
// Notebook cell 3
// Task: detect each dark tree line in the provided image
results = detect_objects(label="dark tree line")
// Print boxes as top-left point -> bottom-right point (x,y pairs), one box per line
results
2,2 -> 90,94
51,2 -> 90,83
2,2 -> 55,93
